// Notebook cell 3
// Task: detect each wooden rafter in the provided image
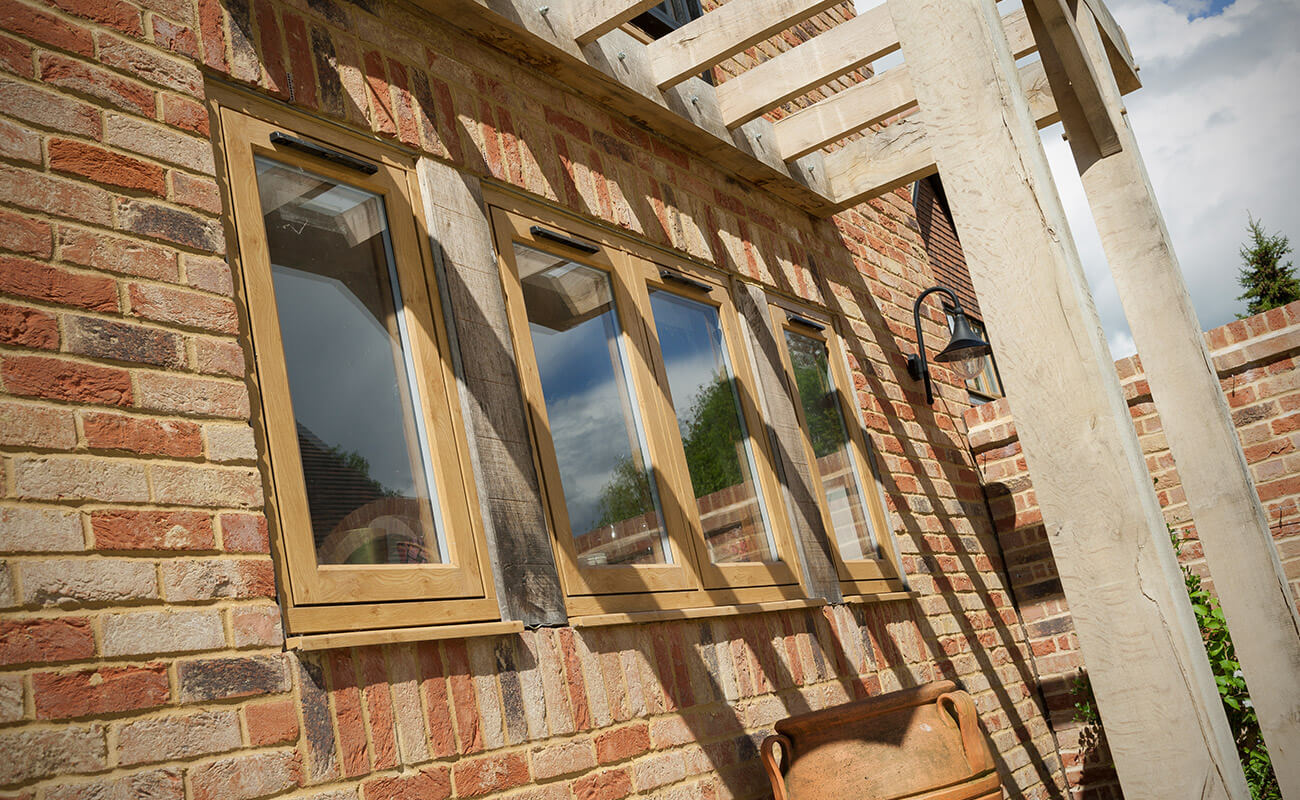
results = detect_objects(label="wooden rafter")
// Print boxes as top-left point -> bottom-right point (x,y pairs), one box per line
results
771,66 -> 916,161
571,0 -> 664,45
646,0 -> 844,89
1027,0 -> 1120,155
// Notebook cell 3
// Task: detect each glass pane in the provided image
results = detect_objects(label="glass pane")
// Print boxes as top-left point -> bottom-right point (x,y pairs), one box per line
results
256,156 -> 443,565
784,330 -> 878,561
515,244 -> 669,567
650,290 -> 776,563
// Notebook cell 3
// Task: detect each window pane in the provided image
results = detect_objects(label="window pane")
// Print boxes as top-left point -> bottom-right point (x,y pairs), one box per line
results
256,156 -> 444,565
515,245 -> 670,567
650,290 -> 777,563
784,330 -> 878,561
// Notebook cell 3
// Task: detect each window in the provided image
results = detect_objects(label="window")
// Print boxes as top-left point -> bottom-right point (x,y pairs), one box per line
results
629,0 -> 704,39
215,93 -> 497,633
768,299 -> 903,596
489,201 -> 806,616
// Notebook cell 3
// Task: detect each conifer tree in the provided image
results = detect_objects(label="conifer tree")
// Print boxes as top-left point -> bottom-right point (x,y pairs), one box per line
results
1237,215 -> 1298,318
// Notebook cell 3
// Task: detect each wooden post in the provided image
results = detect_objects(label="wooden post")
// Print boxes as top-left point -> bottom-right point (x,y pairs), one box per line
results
884,0 -> 1250,796
1033,3 -> 1300,793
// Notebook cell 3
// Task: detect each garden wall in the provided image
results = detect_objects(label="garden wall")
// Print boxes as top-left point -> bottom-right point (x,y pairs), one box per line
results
963,300 -> 1300,798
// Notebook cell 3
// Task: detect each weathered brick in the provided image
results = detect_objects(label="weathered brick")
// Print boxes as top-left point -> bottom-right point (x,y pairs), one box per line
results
58,227 -> 179,281
0,506 -> 83,552
594,723 -> 649,764
102,609 -> 225,656
0,208 -> 52,258
0,163 -> 112,224
178,654 -> 289,702
0,673 -> 22,723
195,336 -> 245,376
0,116 -> 40,163
0,76 -> 99,138
39,52 -> 154,117
0,562 -> 12,608
0,400 -> 77,449
117,709 -> 240,765
171,171 -> 222,213
245,698 -> 298,745
48,0 -> 142,36
191,750 -> 300,800
0,303 -> 59,349
0,256 -> 117,311
221,512 -> 269,553
49,139 -> 166,195
91,509 -> 215,550
129,281 -> 238,333
22,557 -> 159,607
83,411 -> 202,457
162,557 -> 275,601
33,663 -> 169,718
3,355 -> 131,406
363,765 -> 451,800
0,725 -> 105,785
453,751 -> 530,797
105,113 -> 215,174
45,769 -> 184,800
64,315 -> 187,368
115,197 -> 225,252
231,605 -> 284,647
137,371 -> 250,418
97,32 -> 202,95
204,422 -> 257,462
184,254 -> 233,295
0,617 -> 95,666
571,768 -> 632,800
152,17 -> 201,61
12,455 -> 148,502
0,0 -> 94,56
162,92 -> 209,135
531,737 -> 595,780
0,31 -> 32,76
150,463 -> 263,507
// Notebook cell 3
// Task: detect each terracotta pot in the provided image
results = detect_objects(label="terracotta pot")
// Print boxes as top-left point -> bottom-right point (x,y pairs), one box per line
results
760,681 -> 1000,800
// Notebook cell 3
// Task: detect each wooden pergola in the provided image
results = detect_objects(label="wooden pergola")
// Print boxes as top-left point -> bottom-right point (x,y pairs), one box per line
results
417,0 -> 1300,795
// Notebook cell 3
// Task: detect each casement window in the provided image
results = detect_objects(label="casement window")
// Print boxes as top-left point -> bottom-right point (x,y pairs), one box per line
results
489,201 -> 808,616
767,298 -> 903,596
213,91 -> 498,634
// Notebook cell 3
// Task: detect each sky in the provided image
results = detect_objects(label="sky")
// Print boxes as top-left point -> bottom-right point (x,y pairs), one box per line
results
857,0 -> 1300,358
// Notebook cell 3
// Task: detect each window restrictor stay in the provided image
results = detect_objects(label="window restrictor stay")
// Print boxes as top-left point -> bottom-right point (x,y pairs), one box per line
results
787,313 -> 826,332
269,132 -> 379,175
529,226 -> 599,254
659,270 -> 711,292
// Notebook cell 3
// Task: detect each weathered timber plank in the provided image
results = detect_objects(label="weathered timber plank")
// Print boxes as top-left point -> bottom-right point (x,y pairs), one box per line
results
1027,0 -> 1120,155
571,0 -> 663,44
887,0 -> 1249,796
772,65 -> 916,161
418,159 -> 567,626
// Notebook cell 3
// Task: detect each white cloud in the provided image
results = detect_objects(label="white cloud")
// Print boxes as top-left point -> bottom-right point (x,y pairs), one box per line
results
1042,0 -> 1300,359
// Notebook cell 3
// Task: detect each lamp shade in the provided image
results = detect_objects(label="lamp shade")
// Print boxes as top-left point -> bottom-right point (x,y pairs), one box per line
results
933,312 -> 992,381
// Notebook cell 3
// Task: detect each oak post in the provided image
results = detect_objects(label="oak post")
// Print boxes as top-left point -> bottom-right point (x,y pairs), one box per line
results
885,0 -> 1249,796
1035,3 -> 1300,793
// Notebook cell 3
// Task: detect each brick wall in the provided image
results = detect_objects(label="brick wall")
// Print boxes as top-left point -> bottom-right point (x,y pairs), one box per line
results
963,301 -> 1300,798
0,0 -> 1070,798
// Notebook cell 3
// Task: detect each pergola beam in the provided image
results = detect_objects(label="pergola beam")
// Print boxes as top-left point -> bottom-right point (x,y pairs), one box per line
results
571,0 -> 663,45
1080,0 -> 1140,92
1026,0 -> 1120,155
647,0 -> 844,89
713,4 -> 899,128
772,66 -> 916,161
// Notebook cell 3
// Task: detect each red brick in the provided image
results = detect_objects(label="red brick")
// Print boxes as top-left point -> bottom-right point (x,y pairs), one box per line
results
363,49 -> 397,136
282,12 -> 316,108
245,699 -> 298,745
34,664 -> 169,719
328,651 -> 370,777
97,33 -> 202,96
0,75 -> 100,139
445,639 -> 482,753
83,411 -> 202,457
152,17 -> 200,60
64,315 -> 187,368
360,647 -> 398,770
594,723 -> 649,764
0,31 -> 34,76
91,509 -> 215,550
38,53 -> 154,118
48,0 -> 141,36
571,768 -> 632,800
58,227 -> 178,281
452,751 -> 530,797
0,0 -> 94,56
0,256 -> 117,311
0,208 -> 52,258
0,399 -> 76,448
0,164 -> 112,226
220,512 -> 268,553
0,116 -> 39,163
49,139 -> 166,195
170,171 -> 222,213
0,617 -> 95,666
161,92 -> 209,135
2,355 -> 131,406
189,750 -> 300,800
195,337 -> 245,377
196,0 -> 227,71
0,303 -> 58,349
185,256 -> 233,295
364,765 -> 451,800
418,641 -> 456,758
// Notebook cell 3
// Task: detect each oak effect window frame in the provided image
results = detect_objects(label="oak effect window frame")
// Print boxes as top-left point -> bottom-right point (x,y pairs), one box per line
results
210,88 -> 499,635
767,296 -> 905,597
488,197 -> 810,618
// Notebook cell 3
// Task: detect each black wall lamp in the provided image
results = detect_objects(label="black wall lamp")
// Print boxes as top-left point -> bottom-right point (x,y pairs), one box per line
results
907,285 -> 993,404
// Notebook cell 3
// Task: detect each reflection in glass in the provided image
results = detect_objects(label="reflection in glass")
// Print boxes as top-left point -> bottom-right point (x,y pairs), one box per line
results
784,330 -> 878,561
256,156 -> 443,565
650,290 -> 776,563
514,245 -> 669,567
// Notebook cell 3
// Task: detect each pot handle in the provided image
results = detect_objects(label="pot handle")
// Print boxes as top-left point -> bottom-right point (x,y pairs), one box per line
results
760,733 -> 793,800
938,691 -> 994,775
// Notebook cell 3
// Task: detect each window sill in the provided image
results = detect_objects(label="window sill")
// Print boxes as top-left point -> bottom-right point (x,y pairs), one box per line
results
285,619 -> 524,651
841,590 -> 918,605
569,597 -> 827,628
